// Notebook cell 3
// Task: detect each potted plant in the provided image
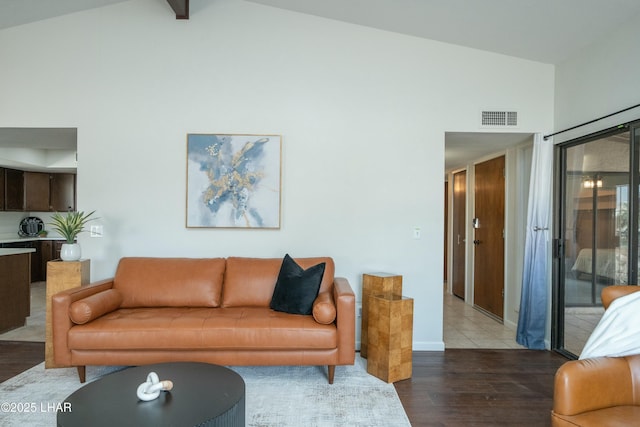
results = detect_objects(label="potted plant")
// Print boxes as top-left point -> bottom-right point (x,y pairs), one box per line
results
49,210 -> 97,261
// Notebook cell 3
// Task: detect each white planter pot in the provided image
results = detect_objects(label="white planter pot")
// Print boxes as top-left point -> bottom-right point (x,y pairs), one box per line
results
60,243 -> 81,261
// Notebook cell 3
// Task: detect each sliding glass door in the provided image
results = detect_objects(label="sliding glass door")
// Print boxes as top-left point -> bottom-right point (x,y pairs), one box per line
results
554,123 -> 640,357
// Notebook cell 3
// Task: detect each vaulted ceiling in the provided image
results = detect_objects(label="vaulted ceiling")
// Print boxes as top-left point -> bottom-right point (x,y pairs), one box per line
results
1,0 -> 638,170
0,0 -> 188,29
246,0 -> 640,65
2,0 -> 639,65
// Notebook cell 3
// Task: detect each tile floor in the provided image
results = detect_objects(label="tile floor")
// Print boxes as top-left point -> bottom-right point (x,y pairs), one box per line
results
443,291 -> 525,349
444,288 -> 603,354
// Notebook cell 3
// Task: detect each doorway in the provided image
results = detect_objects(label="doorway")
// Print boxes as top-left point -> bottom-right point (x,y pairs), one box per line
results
445,132 -> 534,349
0,127 -> 77,344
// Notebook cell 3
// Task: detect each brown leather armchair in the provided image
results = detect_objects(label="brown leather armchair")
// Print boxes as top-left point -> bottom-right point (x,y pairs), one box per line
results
551,285 -> 640,426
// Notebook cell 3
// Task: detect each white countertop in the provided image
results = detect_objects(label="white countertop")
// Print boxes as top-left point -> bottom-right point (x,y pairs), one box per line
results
0,236 -> 66,244
0,248 -> 36,256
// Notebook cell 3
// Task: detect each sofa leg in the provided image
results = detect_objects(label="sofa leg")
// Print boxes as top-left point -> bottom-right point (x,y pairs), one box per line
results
77,366 -> 86,383
328,365 -> 335,384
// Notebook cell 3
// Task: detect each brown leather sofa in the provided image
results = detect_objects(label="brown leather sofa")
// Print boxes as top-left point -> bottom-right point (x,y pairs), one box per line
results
52,256 -> 355,384
551,285 -> 640,426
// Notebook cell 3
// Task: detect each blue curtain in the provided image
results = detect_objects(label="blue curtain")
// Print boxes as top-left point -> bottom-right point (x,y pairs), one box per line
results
516,134 -> 553,349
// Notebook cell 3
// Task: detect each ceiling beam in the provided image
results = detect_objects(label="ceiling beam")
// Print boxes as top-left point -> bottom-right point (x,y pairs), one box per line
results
166,0 -> 189,19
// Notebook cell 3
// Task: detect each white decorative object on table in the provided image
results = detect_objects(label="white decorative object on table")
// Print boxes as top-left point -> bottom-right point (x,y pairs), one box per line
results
136,372 -> 174,401
60,243 -> 81,261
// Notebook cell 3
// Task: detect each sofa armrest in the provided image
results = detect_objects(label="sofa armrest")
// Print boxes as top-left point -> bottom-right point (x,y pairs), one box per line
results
333,277 -> 355,364
553,357 -> 636,416
602,285 -> 640,310
52,279 -> 115,366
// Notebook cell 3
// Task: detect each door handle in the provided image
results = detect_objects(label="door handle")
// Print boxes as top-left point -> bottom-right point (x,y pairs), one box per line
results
473,240 -> 481,245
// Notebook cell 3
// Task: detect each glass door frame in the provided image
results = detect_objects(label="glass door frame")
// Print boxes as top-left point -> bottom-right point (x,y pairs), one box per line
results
552,120 -> 640,358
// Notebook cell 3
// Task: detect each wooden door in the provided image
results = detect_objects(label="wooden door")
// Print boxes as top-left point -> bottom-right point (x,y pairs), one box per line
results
451,171 -> 466,299
473,156 -> 505,319
50,173 -> 76,212
24,172 -> 50,211
5,168 -> 24,211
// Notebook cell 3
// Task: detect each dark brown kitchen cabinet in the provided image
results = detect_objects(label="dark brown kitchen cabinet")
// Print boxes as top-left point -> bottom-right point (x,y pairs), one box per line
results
5,168 -> 24,211
50,173 -> 76,211
40,240 -> 54,277
0,252 -> 30,333
0,167 -> 5,210
24,172 -> 51,211
2,239 -> 67,282
30,241 -> 42,281
53,240 -> 65,260
1,168 -> 76,212
2,240 -> 41,281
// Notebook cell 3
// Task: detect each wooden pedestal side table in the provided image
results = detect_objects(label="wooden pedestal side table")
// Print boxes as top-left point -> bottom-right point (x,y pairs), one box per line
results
366,293 -> 413,383
361,273 -> 402,358
45,259 -> 90,368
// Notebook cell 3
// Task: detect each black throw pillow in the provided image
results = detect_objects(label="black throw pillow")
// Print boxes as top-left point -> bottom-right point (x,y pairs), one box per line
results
270,254 -> 326,315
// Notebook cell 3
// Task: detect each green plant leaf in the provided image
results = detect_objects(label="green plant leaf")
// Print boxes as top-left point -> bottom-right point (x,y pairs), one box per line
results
48,210 -> 97,244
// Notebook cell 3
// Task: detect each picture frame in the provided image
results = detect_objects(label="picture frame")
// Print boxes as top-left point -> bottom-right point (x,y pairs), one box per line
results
186,133 -> 281,228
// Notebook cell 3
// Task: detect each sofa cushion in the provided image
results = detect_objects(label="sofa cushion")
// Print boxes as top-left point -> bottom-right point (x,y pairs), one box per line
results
270,254 -> 325,315
222,256 -> 335,307
69,289 -> 123,325
67,307 -> 337,350
114,257 -> 226,308
312,291 -> 337,324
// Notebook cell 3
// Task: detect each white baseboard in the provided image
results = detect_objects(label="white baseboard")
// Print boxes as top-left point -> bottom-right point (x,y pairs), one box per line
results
356,340 -> 445,352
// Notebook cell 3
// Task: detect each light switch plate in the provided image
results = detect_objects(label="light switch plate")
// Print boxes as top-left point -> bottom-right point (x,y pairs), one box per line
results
90,225 -> 103,237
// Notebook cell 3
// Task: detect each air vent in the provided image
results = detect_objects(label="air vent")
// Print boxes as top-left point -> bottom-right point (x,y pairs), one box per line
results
481,110 -> 518,127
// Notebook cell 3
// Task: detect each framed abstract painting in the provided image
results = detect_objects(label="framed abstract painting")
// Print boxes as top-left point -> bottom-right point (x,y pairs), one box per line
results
186,133 -> 281,228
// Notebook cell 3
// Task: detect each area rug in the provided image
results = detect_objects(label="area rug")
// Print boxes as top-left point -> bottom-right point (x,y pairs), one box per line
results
0,355 -> 410,426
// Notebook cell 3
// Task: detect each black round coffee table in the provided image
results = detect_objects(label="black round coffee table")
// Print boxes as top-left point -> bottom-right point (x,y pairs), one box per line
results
57,362 -> 245,427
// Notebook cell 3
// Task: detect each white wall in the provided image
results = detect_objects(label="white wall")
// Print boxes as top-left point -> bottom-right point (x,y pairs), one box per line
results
0,0 -> 554,350
0,148 -> 76,171
554,16 -> 640,141
0,213 -> 28,237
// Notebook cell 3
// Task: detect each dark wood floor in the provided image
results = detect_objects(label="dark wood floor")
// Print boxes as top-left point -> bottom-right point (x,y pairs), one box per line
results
0,341 -> 45,383
394,349 -> 569,426
0,342 -> 568,426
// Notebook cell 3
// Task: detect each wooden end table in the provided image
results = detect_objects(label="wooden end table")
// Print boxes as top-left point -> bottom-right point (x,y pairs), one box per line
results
366,293 -> 413,383
361,273 -> 402,358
